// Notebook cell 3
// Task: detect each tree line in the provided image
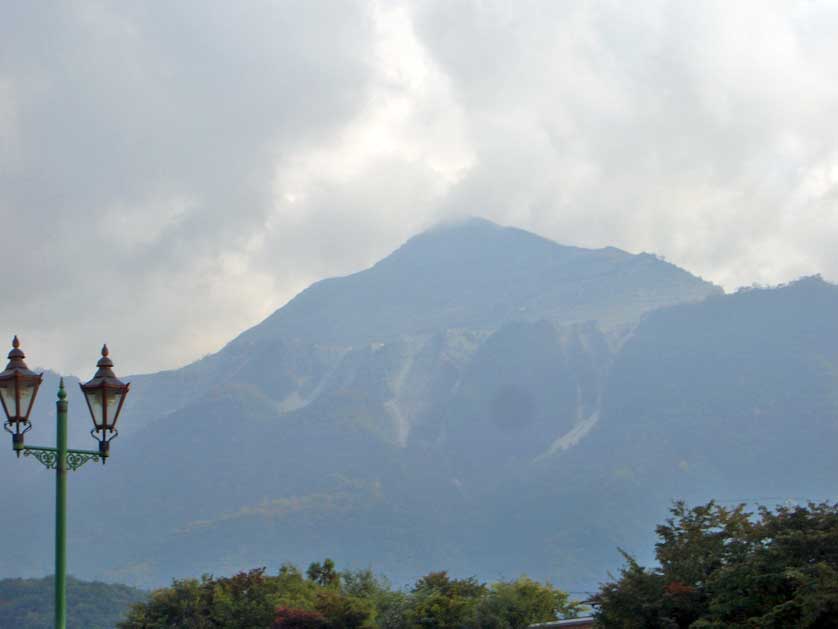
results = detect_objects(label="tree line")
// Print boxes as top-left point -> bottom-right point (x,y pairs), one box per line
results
117,560 -> 582,628
9,499 -> 834,627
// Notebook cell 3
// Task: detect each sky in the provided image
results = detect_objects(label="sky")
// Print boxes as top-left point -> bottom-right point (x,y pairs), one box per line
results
2,0 -> 838,377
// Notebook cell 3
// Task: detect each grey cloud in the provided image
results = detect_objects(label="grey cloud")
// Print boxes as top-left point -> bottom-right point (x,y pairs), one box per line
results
3,1 -> 838,375
413,0 -> 838,286
1,1 -> 375,374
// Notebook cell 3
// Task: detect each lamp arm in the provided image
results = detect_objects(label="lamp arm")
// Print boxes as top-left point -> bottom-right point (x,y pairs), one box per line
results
21,445 -> 101,470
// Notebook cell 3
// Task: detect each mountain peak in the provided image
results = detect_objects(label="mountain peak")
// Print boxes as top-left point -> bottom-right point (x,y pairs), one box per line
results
427,215 -> 500,232
377,217 -> 579,272
409,215 -> 560,246
236,220 -> 719,347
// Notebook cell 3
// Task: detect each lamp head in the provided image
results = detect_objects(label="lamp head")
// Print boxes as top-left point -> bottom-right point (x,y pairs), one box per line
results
0,337 -> 43,449
80,345 -> 129,458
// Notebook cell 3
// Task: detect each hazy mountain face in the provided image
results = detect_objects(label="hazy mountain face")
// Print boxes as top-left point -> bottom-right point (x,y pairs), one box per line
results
13,220 -> 837,594
121,218 -> 720,443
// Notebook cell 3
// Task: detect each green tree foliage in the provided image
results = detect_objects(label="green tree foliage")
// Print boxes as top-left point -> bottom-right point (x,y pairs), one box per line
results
406,571 -> 486,628
592,553 -> 668,628
313,589 -> 372,628
273,607 -> 327,628
592,500 -> 838,628
117,575 -> 215,628
306,559 -> 339,589
275,564 -> 319,610
384,571 -> 580,629
476,576 -> 578,629
118,561 -> 578,628
0,576 -> 146,629
209,569 -> 280,628
119,569 -> 282,629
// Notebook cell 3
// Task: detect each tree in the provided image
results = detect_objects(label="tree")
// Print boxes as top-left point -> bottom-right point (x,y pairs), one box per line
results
119,576 -> 214,629
275,564 -> 319,610
373,590 -> 411,629
120,569 -> 281,628
307,559 -> 339,589
591,553 -> 669,628
273,607 -> 327,629
476,576 -> 580,629
592,501 -> 838,628
340,568 -> 386,600
407,571 -> 486,629
314,589 -> 373,628
701,502 -> 838,627
208,568 -> 278,629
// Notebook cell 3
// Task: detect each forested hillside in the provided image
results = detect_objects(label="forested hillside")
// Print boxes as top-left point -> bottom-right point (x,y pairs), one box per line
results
0,576 -> 146,629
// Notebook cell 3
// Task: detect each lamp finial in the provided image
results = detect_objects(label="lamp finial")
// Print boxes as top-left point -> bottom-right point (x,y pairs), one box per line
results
7,336 -> 26,363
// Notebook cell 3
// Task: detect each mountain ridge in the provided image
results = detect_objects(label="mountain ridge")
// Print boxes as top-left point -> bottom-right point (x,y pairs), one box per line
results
232,217 -> 721,346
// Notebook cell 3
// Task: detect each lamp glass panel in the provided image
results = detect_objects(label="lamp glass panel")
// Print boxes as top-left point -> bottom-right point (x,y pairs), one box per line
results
85,389 -> 104,429
103,388 -> 124,428
0,380 -> 17,418
18,381 -> 36,419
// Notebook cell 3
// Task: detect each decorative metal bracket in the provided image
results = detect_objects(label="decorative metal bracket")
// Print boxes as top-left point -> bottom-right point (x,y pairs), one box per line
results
22,446 -> 101,471
23,447 -> 58,469
66,450 -> 101,470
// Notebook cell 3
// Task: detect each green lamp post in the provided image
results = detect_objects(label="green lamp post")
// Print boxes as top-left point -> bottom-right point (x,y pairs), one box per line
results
1,337 -> 130,629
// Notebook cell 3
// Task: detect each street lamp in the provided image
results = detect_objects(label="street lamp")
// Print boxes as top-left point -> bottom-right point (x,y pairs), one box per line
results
2,338 -> 130,629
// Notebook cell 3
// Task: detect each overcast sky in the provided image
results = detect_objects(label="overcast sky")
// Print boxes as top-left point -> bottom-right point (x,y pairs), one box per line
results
2,1 -> 838,377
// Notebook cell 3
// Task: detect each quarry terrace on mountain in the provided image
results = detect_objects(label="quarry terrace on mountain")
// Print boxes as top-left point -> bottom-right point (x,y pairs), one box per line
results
4,219 -> 837,601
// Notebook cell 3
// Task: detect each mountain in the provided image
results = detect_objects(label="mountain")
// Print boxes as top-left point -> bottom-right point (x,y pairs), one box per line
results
9,219 -> 837,595
239,217 -> 719,345
121,217 -> 720,444
491,276 -> 838,586
0,576 -> 146,629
